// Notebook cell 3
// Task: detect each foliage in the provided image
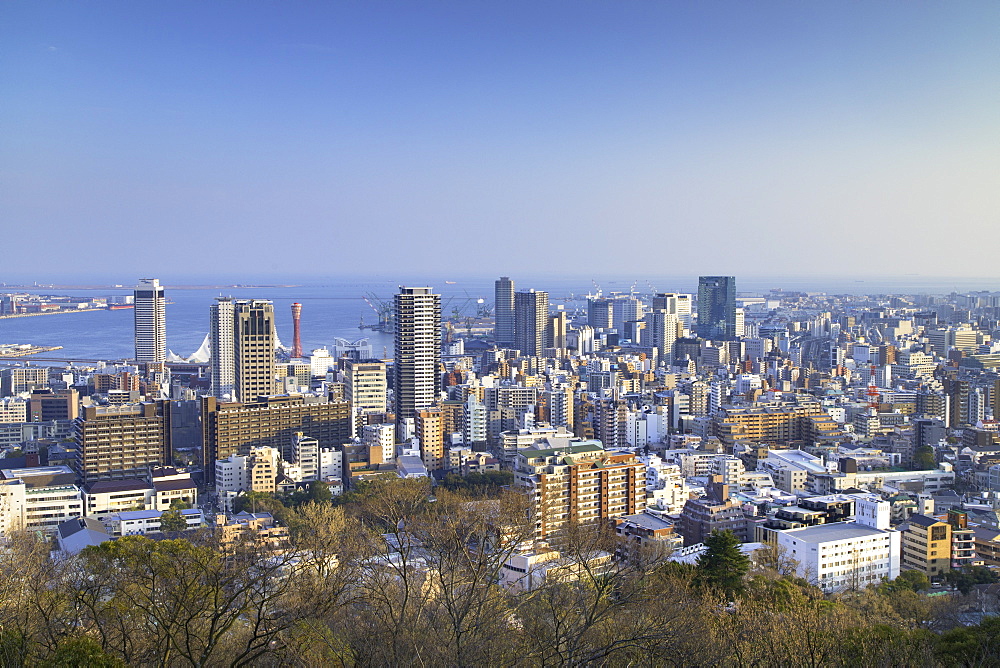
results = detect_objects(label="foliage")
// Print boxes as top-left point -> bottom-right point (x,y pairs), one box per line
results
157,508 -> 188,532
913,444 -> 937,470
695,529 -> 750,598
943,565 -> 999,595
38,637 -> 125,668
879,568 -> 931,594
5,475 -> 1000,666
438,470 -> 514,497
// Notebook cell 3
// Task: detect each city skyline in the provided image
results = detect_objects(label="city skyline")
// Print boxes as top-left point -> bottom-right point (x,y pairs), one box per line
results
3,2 -> 999,280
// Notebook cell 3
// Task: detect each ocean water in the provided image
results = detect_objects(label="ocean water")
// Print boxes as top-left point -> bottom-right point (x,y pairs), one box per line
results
2,274 -> 1000,362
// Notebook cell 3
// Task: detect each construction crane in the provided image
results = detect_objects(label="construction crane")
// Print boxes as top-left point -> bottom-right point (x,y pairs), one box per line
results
362,293 -> 394,332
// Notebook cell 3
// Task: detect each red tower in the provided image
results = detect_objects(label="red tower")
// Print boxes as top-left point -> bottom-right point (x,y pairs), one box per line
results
291,302 -> 303,358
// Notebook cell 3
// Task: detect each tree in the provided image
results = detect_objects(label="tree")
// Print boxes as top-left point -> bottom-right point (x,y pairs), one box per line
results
913,445 -> 936,470
878,569 -> 930,594
307,480 -> 331,505
752,541 -> 799,577
158,508 -> 187,532
695,529 -> 750,598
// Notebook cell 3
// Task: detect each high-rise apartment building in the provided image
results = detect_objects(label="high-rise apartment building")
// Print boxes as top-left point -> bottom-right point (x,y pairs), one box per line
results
494,276 -> 515,347
516,441 -> 646,539
234,300 -> 277,402
210,298 -> 236,400
514,289 -> 549,357
394,287 -> 441,422
73,402 -> 172,482
134,278 -> 166,363
696,276 -> 737,341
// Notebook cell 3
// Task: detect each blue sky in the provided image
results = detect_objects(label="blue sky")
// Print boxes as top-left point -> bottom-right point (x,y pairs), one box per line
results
3,1 -> 999,283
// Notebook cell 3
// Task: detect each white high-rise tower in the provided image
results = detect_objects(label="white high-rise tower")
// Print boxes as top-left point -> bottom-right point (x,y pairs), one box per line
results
210,297 -> 235,400
134,278 -> 166,363
394,287 -> 441,422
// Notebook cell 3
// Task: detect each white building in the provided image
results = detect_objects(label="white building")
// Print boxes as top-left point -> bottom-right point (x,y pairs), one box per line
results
134,278 -> 166,364
83,479 -> 154,519
215,446 -> 281,494
776,495 -> 900,593
362,423 -> 396,462
104,508 -> 203,536
0,465 -> 83,535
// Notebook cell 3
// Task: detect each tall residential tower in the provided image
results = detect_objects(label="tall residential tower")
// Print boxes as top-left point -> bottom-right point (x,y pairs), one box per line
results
494,276 -> 515,347
394,287 -> 441,422
514,289 -> 549,357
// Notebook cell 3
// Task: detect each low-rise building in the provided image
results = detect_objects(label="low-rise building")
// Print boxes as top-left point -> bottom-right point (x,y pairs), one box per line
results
83,479 -> 154,518
104,508 -> 203,536
775,495 -> 900,593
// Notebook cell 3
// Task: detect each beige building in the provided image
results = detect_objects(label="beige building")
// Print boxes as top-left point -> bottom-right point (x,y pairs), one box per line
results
344,359 -> 387,433
516,441 -> 646,539
416,407 -> 445,472
901,514 -> 951,577
201,395 -> 350,484
72,402 -> 171,482
234,299 -> 277,402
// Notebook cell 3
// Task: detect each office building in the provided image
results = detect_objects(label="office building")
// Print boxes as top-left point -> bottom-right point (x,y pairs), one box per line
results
587,298 -> 614,330
134,278 -> 166,364
494,276 -> 515,347
201,395 -> 351,483
72,402 -> 172,482
652,293 -> 693,334
234,300 -> 277,402
29,389 -> 79,421
0,466 -> 83,535
696,276 -> 737,340
514,289 -> 549,357
394,287 -> 441,421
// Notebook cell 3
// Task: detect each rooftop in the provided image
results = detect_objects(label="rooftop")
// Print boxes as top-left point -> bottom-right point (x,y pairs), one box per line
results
781,521 -> 889,544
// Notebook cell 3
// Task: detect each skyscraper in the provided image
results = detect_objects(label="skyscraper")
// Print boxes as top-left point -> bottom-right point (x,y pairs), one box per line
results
652,292 -> 693,334
394,287 -> 441,421
234,300 -> 277,402
134,278 -> 166,363
494,276 -> 515,347
210,298 -> 236,400
514,289 -> 549,357
696,276 -> 737,341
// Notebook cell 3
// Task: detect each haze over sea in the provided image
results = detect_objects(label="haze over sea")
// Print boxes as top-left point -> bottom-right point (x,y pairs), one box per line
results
3,274 -> 1000,362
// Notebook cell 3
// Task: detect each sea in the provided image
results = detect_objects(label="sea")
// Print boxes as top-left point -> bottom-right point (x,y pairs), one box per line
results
3,274 -> 1000,363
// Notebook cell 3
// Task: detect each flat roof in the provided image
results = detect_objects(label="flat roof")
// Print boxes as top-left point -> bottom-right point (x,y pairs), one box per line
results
781,522 -> 889,544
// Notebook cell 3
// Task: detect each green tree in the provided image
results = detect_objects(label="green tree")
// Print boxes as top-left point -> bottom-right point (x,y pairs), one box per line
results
157,508 -> 187,532
878,569 -> 930,593
913,445 -> 936,470
39,636 -> 125,668
695,530 -> 750,598
307,480 -> 331,504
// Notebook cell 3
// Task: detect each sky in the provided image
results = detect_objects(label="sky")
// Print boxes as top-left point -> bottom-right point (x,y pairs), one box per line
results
2,1 -> 999,284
